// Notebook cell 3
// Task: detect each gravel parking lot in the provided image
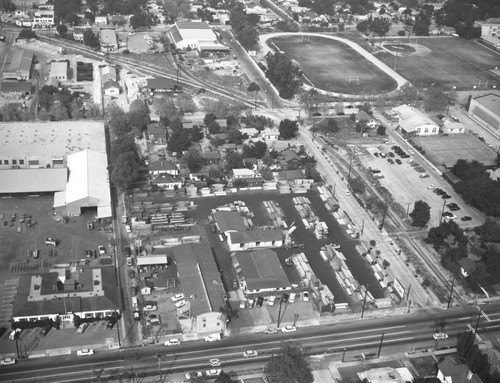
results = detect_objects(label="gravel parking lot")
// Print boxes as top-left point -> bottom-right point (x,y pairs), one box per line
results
360,145 -> 480,227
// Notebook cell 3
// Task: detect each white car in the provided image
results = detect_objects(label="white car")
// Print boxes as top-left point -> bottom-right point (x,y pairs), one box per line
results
264,327 -> 278,334
77,349 -> 94,357
164,338 -> 181,346
344,189 -> 351,196
427,185 -> 436,189
0,358 -> 16,365
281,326 -> 297,333
128,32 -> 136,36
45,237 -> 57,246
302,292 -> 310,302
243,350 -> 259,358
98,246 -> 106,255
239,299 -> 247,309
433,332 -> 448,340
268,296 -> 276,306
175,300 -> 186,308
171,293 -> 184,302
206,369 -> 222,377
185,372 -> 203,380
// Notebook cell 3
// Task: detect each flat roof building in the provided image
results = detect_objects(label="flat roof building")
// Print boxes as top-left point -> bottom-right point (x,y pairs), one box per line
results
12,267 -> 120,324
0,48 -> 34,80
100,28 -> 118,52
233,249 -> 291,294
227,230 -> 283,251
213,210 -> 247,233
169,21 -> 228,51
0,168 -> 67,195
173,243 -> 227,335
50,61 -> 69,82
468,93 -> 500,132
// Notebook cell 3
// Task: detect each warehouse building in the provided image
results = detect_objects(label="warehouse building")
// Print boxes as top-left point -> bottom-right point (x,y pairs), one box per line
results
227,230 -> 283,251
232,249 -> 291,295
53,150 -> 112,218
468,93 -> 500,132
0,48 -> 34,80
100,28 -> 118,52
50,61 -> 69,82
168,21 -> 228,52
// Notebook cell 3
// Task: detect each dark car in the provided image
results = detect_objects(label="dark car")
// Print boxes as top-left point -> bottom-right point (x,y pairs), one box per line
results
40,326 -> 51,337
442,194 -> 452,199
395,159 -> 402,165
282,293 -> 289,303
107,319 -> 117,330
256,296 -> 264,307
387,158 -> 394,164
461,216 -> 472,221
374,152 -> 379,157
388,152 -> 395,158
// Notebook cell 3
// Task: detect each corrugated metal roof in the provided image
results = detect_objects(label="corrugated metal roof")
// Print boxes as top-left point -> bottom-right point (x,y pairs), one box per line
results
213,211 -> 247,233
0,168 -> 67,194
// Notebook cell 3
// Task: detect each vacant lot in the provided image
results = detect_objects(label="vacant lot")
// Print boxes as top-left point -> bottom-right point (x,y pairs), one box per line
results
269,35 -> 398,95
412,135 -> 497,168
378,38 -> 500,90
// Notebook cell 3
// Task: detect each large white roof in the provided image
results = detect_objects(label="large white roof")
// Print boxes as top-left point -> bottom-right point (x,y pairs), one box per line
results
54,150 -> 111,218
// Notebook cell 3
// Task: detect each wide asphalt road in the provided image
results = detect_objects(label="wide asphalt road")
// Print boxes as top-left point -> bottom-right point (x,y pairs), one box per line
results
1,303 -> 499,382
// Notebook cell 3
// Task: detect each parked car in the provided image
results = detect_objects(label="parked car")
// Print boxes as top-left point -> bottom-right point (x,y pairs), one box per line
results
171,293 -> 184,302
133,311 -> 141,320
204,333 -> 221,342
185,371 -> 204,380
209,358 -> 221,367
175,300 -> 186,308
77,323 -> 89,334
45,237 -> 57,247
0,358 -> 16,365
98,246 -> 106,255
206,369 -> 222,377
164,338 -> 181,346
264,327 -> 278,334
268,296 -> 276,306
461,216 -> 472,222
344,189 -> 351,196
442,212 -> 457,219
76,349 -> 94,356
107,319 -> 117,329
395,159 -> 402,165
256,296 -> 264,307
248,298 -> 255,308
447,203 -> 460,211
442,194 -> 452,199
243,350 -> 259,358
419,173 -> 429,178
128,270 -> 135,279
387,158 -> 394,164
302,292 -> 310,302
433,332 -> 448,340
239,299 -> 247,309
281,326 -> 297,333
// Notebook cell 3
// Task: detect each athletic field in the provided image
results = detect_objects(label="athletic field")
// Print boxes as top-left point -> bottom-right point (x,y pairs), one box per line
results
413,134 -> 497,168
378,37 -> 500,90
268,35 -> 398,95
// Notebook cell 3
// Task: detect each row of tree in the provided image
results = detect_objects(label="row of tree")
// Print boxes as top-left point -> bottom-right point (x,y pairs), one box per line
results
265,52 -> 302,99
452,159 -> 500,218
457,331 -> 500,383
107,102 -> 150,190
229,1 -> 260,49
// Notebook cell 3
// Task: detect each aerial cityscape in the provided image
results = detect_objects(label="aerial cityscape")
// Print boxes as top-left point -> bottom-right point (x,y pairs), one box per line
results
0,0 -> 499,382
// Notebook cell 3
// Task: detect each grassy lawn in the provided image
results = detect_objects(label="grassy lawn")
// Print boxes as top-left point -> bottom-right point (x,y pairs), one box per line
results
269,35 -> 398,95
378,37 -> 500,90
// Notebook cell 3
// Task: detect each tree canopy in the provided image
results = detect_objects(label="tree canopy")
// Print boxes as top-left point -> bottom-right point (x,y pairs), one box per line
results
265,52 -> 302,99
230,2 -> 260,49
409,200 -> 431,227
265,343 -> 313,383
279,119 -> 299,139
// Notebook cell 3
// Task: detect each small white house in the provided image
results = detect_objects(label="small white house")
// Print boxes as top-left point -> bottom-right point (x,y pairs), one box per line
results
103,80 -> 120,96
262,128 -> 280,141
233,168 -> 256,179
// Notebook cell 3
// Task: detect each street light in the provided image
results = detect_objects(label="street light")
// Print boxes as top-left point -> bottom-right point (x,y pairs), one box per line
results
157,353 -> 163,383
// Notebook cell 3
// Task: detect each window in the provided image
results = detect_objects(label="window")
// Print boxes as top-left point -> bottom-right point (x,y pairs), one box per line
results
255,241 -> 260,246
0,160 -> 2,164
424,128 -> 428,134
432,127 -> 437,133
12,160 -> 17,165
28,160 -> 39,166
19,159 -> 24,165
203,323 -> 206,328
4,160 -> 8,165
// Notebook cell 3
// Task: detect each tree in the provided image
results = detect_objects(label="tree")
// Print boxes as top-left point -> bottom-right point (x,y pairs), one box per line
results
18,29 -> 37,39
177,93 -> 197,114
56,24 -> 68,37
247,82 -> 260,109
370,18 -> 392,46
253,141 -> 268,159
349,177 -> 365,194
356,19 -> 371,34
154,97 -> 179,119
279,119 -> 299,139
208,120 -> 221,135
423,87 -> 451,112
376,125 -> 386,136
228,128 -> 245,144
409,200 -> 431,227
110,15 -> 127,27
0,0 -> 15,12
168,131 -> 191,157
83,29 -> 100,49
50,103 -> 69,121
299,88 -> 321,117
183,148 -> 204,172
214,371 -> 232,383
265,52 -> 302,99
226,151 -> 243,170
130,11 -> 150,29
265,342 -> 313,383
110,151 -> 141,190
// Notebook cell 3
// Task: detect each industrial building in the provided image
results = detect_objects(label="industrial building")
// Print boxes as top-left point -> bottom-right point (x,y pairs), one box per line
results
100,28 -> 118,52
168,21 -> 228,52
468,93 -> 500,132
50,61 -> 69,82
0,48 -> 34,81
393,104 -> 440,137
227,230 -> 283,251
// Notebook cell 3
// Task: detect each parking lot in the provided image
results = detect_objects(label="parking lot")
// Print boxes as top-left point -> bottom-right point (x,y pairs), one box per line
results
360,144 -> 480,227
0,196 -> 115,341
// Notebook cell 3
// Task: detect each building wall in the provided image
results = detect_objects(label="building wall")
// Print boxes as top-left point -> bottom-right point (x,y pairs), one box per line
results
415,124 -> 439,136
469,99 -> 500,131
156,181 -> 183,190
13,308 -> 118,323
104,87 -> 120,96
228,239 -> 283,251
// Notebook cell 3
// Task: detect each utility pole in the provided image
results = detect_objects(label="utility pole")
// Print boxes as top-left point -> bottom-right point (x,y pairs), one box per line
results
342,347 -> 347,362
377,331 -> 385,358
361,288 -> 368,319
347,147 -> 355,184
439,197 -> 447,225
406,202 -> 411,218
157,354 -> 162,383
277,295 -> 284,328
379,202 -> 388,232
474,310 -> 481,336
361,219 -> 365,236
447,277 -> 455,309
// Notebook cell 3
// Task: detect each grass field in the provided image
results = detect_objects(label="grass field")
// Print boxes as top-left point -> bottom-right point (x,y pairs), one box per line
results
268,35 -> 398,95
378,37 -> 500,90
413,134 -> 497,168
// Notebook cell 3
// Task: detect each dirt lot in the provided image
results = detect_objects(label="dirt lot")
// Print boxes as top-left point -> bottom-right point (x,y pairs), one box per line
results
0,196 -> 114,330
269,34 -> 398,94
378,37 -> 500,90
